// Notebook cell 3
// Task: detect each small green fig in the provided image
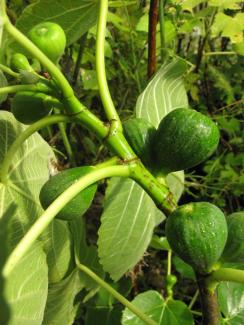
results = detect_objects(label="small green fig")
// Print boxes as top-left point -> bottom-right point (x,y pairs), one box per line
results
28,22 -> 66,64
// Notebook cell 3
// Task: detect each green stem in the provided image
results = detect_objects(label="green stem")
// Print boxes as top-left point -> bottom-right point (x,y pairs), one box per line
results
0,63 -> 19,78
0,114 -> 71,183
209,268 -> 244,285
46,97 -> 65,109
191,310 -> 202,316
4,18 -> 74,99
64,95 -> 109,139
188,290 -> 199,310
96,0 -> 122,131
0,83 -> 52,96
76,261 -> 157,325
130,162 -> 177,214
204,51 -> 236,56
65,95 -> 135,160
45,125 -> 53,139
3,165 -> 131,277
167,250 -> 172,275
58,122 -> 76,166
72,32 -> 87,86
95,156 -> 121,169
105,129 -> 136,159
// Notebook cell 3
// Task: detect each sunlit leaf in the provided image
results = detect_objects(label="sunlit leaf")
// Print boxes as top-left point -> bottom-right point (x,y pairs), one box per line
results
0,205 -> 16,325
98,177 -> 165,281
218,281 -> 244,324
209,0 -> 241,9
4,242 -> 48,325
211,12 -> 244,43
122,290 -> 194,324
136,60 -> 188,126
0,110 -> 55,226
180,0 -> 206,12
0,111 -> 55,323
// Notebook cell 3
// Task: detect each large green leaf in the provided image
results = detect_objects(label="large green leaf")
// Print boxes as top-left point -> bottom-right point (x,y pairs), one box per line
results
0,205 -> 15,325
98,177 -> 165,281
43,218 -> 105,325
4,242 -> 48,325
218,281 -> 244,324
211,12 -> 244,43
0,111 -> 55,324
43,269 -> 83,325
122,290 -> 194,324
0,111 -> 55,226
15,0 -> 99,46
136,60 -> 188,128
42,219 -> 75,284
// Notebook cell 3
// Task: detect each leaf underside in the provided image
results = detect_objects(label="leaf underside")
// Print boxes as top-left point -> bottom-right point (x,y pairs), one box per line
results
0,111 -> 54,324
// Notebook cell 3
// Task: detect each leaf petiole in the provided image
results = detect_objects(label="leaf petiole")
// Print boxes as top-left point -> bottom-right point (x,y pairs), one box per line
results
0,83 -> 53,96
96,0 -> 122,131
208,268 -> 244,286
76,260 -> 158,325
0,64 -> 19,78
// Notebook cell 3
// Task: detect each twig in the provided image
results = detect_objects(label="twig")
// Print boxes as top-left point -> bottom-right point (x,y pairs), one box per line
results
194,8 -> 217,73
188,290 -> 199,310
215,98 -> 244,112
204,51 -> 236,56
0,63 -> 19,78
72,33 -> 87,86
